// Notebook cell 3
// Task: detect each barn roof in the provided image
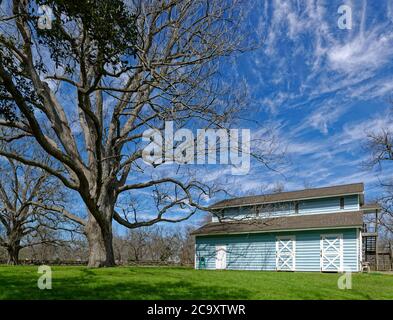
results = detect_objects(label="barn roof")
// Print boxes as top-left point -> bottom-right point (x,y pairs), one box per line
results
208,183 -> 364,210
190,211 -> 363,236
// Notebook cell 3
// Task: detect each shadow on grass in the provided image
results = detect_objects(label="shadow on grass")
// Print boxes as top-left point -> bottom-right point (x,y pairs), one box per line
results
0,272 -> 254,300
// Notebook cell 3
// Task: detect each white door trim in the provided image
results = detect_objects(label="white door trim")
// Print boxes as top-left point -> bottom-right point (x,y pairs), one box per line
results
276,235 -> 296,271
194,243 -> 197,269
215,245 -> 227,270
356,228 -> 360,272
359,229 -> 363,271
320,233 -> 343,272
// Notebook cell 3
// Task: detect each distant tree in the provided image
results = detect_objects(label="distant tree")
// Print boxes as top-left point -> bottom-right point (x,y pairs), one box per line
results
271,182 -> 285,193
125,228 -> 149,262
115,226 -> 191,265
179,226 -> 195,265
0,143 -> 83,264
365,126 -> 393,235
112,234 -> 128,264
148,227 -> 181,262
302,180 -> 314,190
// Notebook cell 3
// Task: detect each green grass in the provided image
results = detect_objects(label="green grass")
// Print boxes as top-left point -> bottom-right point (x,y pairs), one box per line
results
0,265 -> 392,300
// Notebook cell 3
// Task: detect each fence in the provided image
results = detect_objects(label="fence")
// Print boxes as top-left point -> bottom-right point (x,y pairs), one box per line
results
0,259 -> 193,267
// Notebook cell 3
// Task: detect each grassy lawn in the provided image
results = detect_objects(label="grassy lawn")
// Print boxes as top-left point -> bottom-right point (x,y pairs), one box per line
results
0,265 -> 392,300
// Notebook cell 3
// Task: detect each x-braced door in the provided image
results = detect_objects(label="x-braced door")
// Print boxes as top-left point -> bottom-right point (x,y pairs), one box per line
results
276,236 -> 296,271
321,234 -> 343,272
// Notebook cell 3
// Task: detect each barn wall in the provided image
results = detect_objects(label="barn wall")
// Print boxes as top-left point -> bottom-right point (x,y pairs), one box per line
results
211,195 -> 359,222
195,228 -> 359,272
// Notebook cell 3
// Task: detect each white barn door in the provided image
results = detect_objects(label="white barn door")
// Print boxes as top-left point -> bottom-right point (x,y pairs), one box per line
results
321,234 -> 343,272
276,236 -> 296,271
215,245 -> 227,269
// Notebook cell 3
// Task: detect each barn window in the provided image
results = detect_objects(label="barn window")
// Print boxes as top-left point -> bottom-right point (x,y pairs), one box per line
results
340,197 -> 345,209
294,201 -> 299,214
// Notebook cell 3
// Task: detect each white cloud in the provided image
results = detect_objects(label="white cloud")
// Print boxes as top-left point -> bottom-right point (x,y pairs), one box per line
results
285,141 -> 322,155
307,103 -> 347,135
327,28 -> 393,75
336,112 -> 393,146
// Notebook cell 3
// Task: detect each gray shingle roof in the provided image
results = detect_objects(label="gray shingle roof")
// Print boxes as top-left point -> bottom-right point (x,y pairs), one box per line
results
191,211 -> 363,236
209,183 -> 364,210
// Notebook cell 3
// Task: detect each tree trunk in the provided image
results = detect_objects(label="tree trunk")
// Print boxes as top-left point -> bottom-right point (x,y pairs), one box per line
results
85,213 -> 116,267
7,245 -> 20,265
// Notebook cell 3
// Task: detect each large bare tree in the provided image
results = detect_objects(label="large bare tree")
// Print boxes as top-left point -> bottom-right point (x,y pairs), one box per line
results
0,0 -> 270,266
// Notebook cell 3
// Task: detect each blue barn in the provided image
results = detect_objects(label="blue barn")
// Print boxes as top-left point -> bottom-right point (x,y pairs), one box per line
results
192,183 -> 378,272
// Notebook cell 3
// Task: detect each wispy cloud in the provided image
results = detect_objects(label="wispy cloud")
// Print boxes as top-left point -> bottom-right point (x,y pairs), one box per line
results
327,27 -> 393,75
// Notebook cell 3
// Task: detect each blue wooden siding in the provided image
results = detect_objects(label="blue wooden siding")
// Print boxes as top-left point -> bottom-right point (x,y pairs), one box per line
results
212,195 -> 359,222
299,195 -> 358,215
195,228 -> 359,272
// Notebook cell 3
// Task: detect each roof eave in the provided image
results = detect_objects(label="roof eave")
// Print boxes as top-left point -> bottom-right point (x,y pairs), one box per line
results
192,224 -> 363,237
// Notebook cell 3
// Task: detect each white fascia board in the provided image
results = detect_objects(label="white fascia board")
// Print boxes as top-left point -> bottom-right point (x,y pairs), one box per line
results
194,225 -> 362,237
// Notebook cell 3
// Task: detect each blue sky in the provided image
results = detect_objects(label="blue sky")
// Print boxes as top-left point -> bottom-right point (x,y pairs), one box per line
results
174,0 -> 393,228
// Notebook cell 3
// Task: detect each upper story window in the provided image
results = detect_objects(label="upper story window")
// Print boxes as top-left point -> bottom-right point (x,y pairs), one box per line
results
253,206 -> 260,218
340,197 -> 345,209
259,204 -> 271,214
294,201 -> 299,214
